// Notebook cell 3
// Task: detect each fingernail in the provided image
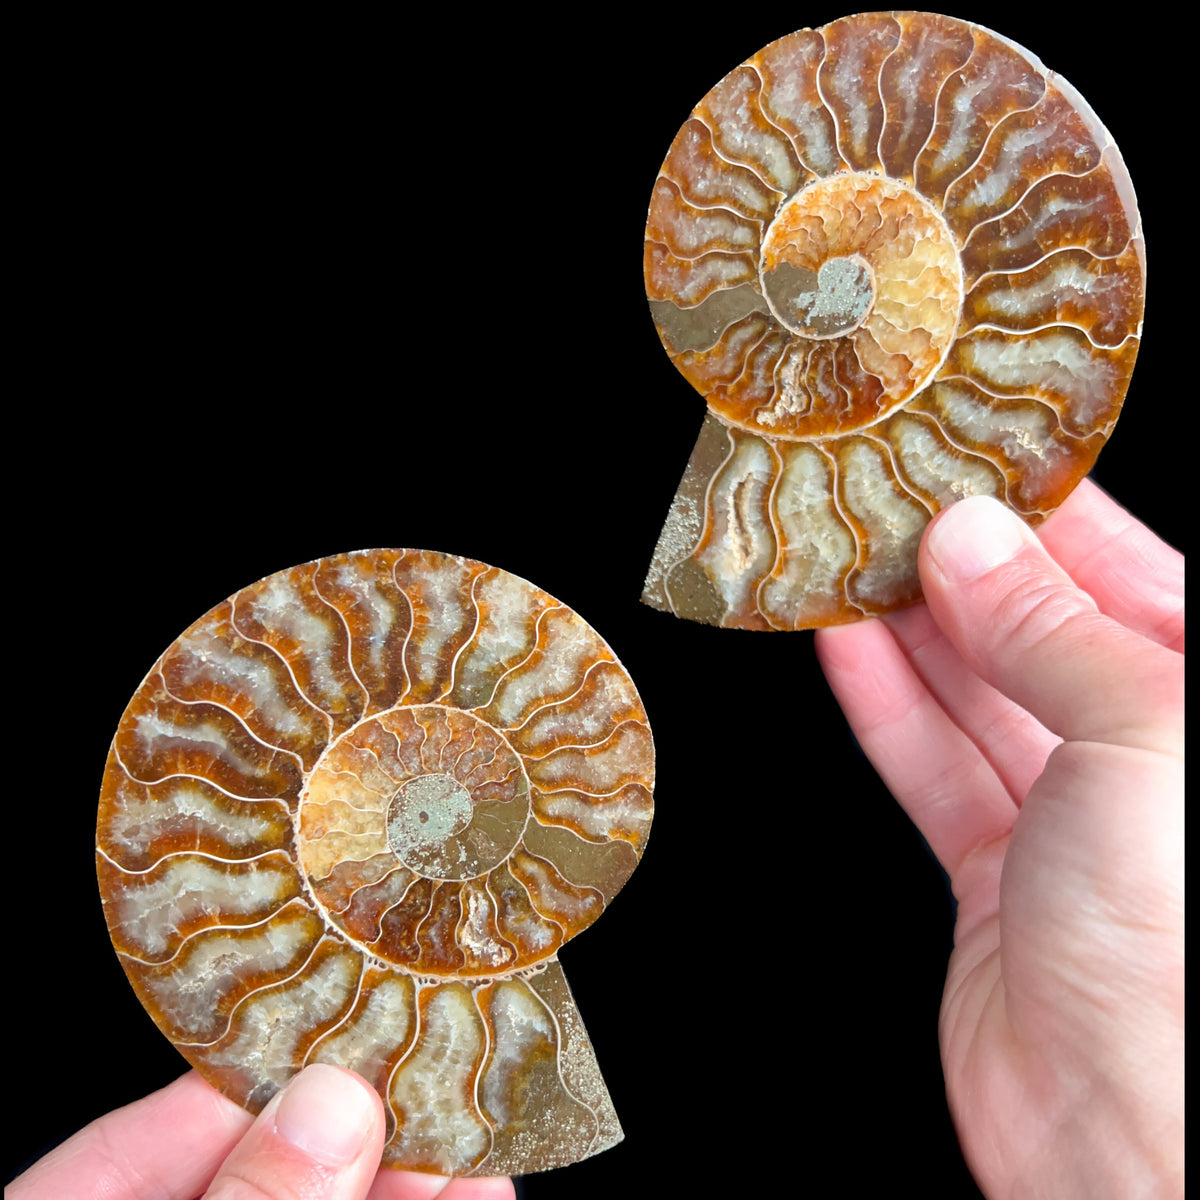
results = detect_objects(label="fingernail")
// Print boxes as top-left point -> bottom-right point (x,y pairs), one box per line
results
274,1064 -> 375,1165
927,496 -> 1036,582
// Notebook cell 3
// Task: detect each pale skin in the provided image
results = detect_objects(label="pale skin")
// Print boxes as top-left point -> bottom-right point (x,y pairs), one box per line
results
10,481 -> 1182,1199
816,481 -> 1183,1198
9,1061 -> 516,1200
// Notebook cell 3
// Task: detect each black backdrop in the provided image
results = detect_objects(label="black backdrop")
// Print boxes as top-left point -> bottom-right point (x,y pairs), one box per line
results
10,10 -> 1182,1197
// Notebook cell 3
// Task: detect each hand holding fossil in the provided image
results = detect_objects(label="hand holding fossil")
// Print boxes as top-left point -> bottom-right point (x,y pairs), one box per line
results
817,481 -> 1183,1197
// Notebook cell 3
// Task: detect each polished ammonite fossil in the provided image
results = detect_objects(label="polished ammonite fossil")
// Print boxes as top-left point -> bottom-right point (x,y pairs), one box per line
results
642,11 -> 1144,629
96,549 -> 654,1175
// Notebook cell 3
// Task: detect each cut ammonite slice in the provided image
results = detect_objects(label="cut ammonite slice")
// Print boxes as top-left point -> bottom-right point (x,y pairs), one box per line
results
96,549 -> 654,1176
642,11 -> 1144,629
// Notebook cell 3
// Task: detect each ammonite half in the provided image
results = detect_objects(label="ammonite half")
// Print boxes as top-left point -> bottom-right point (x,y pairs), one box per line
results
642,11 -> 1144,629
95,549 -> 654,1176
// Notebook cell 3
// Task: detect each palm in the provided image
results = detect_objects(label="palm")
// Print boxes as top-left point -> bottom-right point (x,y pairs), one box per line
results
815,480 -> 1183,1197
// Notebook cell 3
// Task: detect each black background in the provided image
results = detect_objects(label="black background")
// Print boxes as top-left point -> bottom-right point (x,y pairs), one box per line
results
10,9 -> 1182,1197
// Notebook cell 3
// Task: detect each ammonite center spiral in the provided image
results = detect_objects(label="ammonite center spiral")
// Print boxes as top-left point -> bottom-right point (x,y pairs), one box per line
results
300,706 -> 528,894
643,11 -> 1145,630
97,549 -> 654,1176
755,172 -> 962,431
388,775 -> 476,864
767,253 -> 874,339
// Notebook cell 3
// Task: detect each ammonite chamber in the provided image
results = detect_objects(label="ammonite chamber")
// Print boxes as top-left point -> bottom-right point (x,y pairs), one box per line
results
96,549 -> 654,1175
643,11 -> 1144,629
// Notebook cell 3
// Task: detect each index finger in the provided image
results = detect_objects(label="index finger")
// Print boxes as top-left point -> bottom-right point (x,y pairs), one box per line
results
9,1070 -> 252,1200
1038,478 -> 1184,652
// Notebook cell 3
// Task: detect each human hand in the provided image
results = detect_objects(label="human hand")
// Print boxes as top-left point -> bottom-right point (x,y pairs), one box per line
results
9,1064 -> 516,1200
815,481 -> 1183,1198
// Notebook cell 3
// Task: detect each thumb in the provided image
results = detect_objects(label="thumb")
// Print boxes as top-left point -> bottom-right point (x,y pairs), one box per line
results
919,496 -> 1182,753
203,1064 -> 384,1200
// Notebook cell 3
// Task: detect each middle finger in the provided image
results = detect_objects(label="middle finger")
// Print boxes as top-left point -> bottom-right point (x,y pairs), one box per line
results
882,603 -> 1060,804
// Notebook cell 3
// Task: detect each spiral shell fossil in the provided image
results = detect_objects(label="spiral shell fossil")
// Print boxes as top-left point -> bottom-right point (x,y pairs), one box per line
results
95,549 -> 654,1176
642,11 -> 1144,629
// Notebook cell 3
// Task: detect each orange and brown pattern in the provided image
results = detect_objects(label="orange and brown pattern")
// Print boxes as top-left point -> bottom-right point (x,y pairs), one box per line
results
643,12 -> 1144,629
96,549 -> 653,1176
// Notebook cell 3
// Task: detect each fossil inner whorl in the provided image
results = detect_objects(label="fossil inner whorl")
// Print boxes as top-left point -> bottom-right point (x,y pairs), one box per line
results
765,254 -> 875,338
388,776 -> 473,860
298,706 -> 529,920
751,172 -> 962,435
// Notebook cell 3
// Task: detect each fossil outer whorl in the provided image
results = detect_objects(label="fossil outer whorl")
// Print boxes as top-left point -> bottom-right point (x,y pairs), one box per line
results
642,12 -> 1144,629
96,549 -> 654,1176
